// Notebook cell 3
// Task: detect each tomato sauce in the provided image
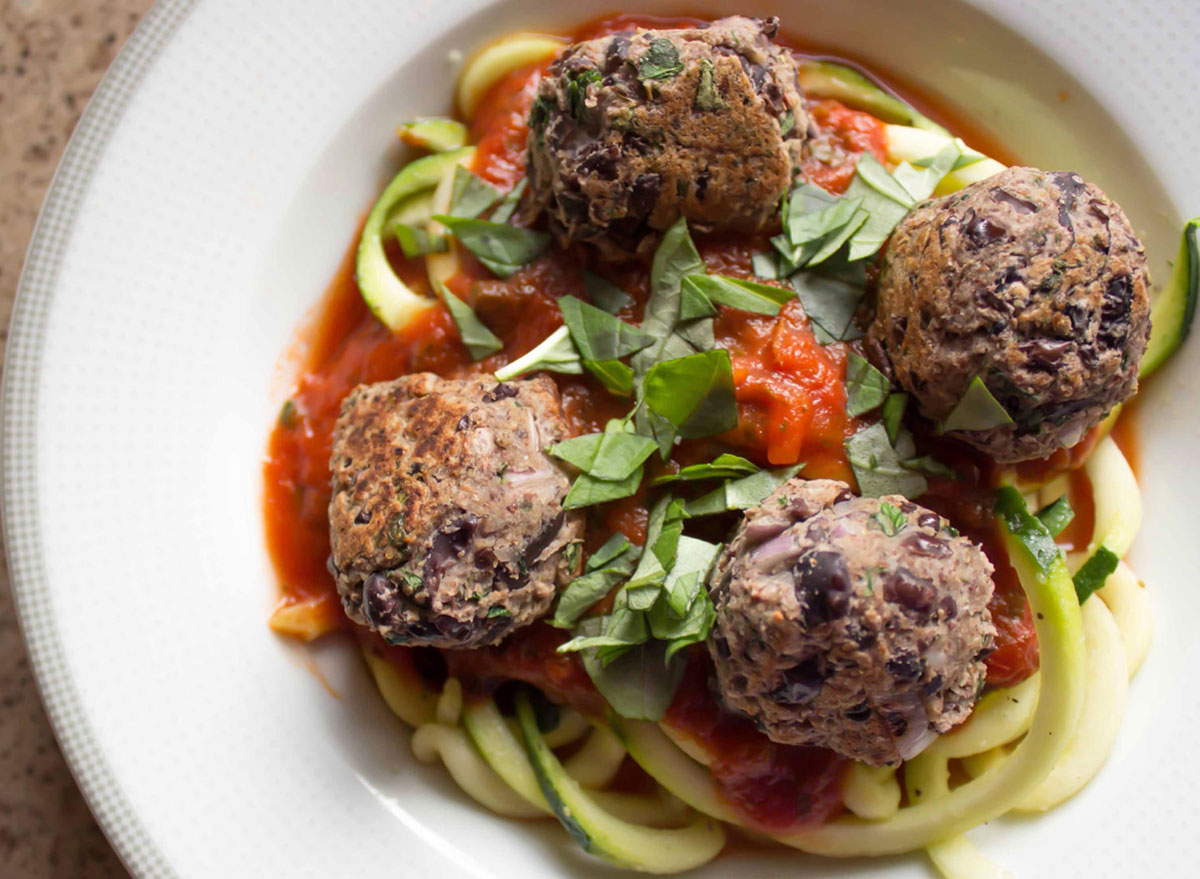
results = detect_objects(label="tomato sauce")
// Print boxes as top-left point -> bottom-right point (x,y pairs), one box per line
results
664,654 -> 847,831
262,11 -> 1128,832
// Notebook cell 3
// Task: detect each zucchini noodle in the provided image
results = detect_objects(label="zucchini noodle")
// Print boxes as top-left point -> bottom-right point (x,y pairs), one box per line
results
343,32 -> 1156,879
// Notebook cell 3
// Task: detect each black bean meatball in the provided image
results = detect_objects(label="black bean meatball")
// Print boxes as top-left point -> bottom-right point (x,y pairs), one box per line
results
328,373 -> 583,648
526,16 -> 807,259
707,478 -> 995,766
870,166 -> 1151,462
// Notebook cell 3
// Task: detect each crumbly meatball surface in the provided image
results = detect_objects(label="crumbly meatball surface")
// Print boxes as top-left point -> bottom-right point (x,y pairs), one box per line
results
328,373 -> 583,648
707,478 -> 995,766
870,166 -> 1151,462
526,15 -> 807,259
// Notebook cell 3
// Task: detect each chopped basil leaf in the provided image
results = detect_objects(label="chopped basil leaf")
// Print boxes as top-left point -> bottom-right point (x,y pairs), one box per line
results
579,635 -> 686,721
901,455 -> 958,479
557,610 -> 640,653
779,108 -> 796,135
584,359 -> 634,396
653,589 -> 717,663
874,501 -> 907,536
562,467 -> 643,509
791,271 -> 865,343
552,543 -> 639,628
1035,496 -> 1076,539
694,59 -> 726,110
892,141 -> 960,202
559,296 -> 654,361
587,534 -> 637,572
493,326 -> 581,380
682,273 -> 796,316
678,279 -> 719,320
583,270 -> 633,314
660,536 -> 720,617
278,399 -> 299,429
855,152 -> 917,207
549,419 -> 658,481
687,465 -> 803,516
634,403 -> 678,459
389,222 -> 448,258
940,376 -> 1015,433
806,208 -> 869,266
881,393 -> 908,444
433,214 -> 549,278
845,421 -> 928,498
489,177 -> 527,225
843,154 -> 915,261
652,453 -> 759,485
845,352 -> 891,417
644,350 -> 738,439
435,282 -> 503,361
635,217 -> 706,368
448,166 -> 502,219
784,183 -> 843,245
487,606 -> 513,618
625,496 -> 680,590
751,251 -> 781,280
638,38 -> 684,81
1073,545 -> 1121,603
565,69 -> 602,123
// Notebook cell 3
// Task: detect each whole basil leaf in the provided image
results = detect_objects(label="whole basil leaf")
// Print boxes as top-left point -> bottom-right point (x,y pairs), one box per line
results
845,421 -> 928,499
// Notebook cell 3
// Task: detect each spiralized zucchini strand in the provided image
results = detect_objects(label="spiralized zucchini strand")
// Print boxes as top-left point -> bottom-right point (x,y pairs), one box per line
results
1082,437 -> 1142,561
456,34 -> 566,118
411,723 -> 545,818
1016,596 -> 1128,812
1097,561 -> 1153,676
362,648 -> 438,727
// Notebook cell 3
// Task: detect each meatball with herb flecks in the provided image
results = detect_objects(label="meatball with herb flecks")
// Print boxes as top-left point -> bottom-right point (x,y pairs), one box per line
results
526,15 -> 807,259
328,373 -> 583,649
707,477 -> 995,766
869,166 -> 1151,462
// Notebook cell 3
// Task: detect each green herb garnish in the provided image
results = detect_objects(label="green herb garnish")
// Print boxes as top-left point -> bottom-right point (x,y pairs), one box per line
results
638,38 -> 684,81
448,165 -> 502,219
1073,546 -> 1120,603
643,350 -> 738,439
435,282 -> 503,361
845,352 -> 891,417
845,421 -> 927,499
694,59 -> 726,110
433,214 -> 549,278
940,376 -> 1015,433
874,501 -> 907,536
493,326 -> 582,380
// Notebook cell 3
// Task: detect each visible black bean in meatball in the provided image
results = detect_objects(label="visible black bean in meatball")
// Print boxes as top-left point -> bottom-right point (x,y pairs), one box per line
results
706,478 -> 995,766
328,373 -> 583,648
526,16 -> 807,259
870,166 -> 1151,462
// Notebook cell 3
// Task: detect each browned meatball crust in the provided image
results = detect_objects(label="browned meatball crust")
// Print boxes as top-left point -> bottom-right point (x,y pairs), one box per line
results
526,16 -> 807,259
328,373 -> 583,648
707,478 -> 995,766
870,166 -> 1151,462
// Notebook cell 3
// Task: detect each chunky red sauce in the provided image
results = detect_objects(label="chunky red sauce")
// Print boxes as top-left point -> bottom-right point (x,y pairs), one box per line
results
664,653 -> 847,830
263,12 -> 1124,832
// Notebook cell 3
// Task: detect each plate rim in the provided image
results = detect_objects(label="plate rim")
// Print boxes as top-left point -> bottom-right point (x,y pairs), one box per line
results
0,1 -> 196,876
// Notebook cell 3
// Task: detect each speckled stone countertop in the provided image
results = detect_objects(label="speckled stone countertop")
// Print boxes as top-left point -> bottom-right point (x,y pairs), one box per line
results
1,2 -> 150,876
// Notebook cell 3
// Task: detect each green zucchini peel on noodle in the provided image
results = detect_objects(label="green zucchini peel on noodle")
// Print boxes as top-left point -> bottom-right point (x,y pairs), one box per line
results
513,690 -> 725,873
796,58 -> 948,135
356,146 -> 473,329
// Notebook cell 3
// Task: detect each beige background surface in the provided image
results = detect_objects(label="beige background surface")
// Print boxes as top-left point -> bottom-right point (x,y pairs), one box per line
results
1,1 -> 151,876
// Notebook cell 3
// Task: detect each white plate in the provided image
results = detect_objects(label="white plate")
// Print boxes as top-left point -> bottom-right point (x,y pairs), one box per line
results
5,0 -> 1200,876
